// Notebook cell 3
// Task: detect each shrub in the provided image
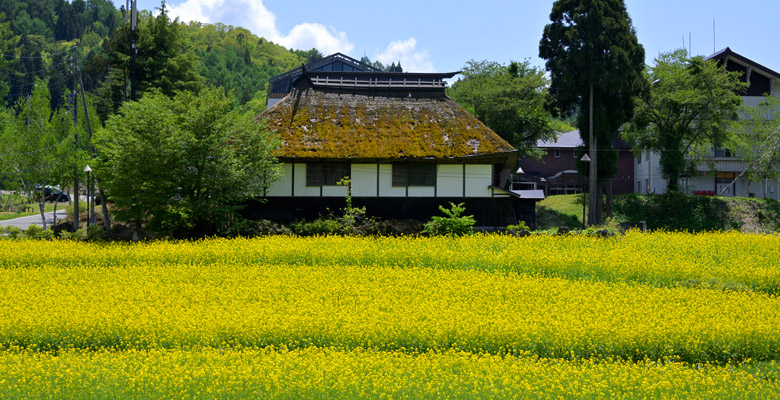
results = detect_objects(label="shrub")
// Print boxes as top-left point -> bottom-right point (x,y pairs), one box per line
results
2,226 -> 23,240
291,218 -> 345,236
86,225 -> 106,242
222,218 -> 292,237
506,221 -> 530,234
58,229 -> 85,241
423,203 -> 475,236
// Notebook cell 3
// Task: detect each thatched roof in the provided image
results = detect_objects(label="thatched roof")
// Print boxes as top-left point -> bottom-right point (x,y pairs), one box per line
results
258,78 -> 516,161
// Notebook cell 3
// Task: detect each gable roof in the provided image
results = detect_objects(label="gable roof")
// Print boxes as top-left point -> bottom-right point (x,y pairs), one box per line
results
706,47 -> 780,82
259,74 -> 516,161
268,53 -> 381,100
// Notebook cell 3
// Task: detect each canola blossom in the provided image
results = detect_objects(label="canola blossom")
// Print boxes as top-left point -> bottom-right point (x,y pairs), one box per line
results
1,232 -> 779,398
1,257 -> 779,362
0,348 -> 778,399
1,231 -> 778,293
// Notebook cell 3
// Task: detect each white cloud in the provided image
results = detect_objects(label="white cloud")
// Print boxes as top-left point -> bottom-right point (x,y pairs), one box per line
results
165,0 -> 353,55
375,38 -> 434,73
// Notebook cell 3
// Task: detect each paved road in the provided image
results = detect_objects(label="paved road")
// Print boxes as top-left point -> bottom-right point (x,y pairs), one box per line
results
0,210 -> 70,230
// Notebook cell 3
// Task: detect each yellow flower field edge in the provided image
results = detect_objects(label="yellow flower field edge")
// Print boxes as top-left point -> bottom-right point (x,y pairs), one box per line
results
2,231 -> 778,294
2,262 -> 779,363
0,347 -> 777,400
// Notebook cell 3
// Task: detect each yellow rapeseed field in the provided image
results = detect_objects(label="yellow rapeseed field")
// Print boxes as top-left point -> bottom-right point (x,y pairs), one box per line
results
1,232 -> 779,397
2,231 -> 778,292
0,348 -> 777,399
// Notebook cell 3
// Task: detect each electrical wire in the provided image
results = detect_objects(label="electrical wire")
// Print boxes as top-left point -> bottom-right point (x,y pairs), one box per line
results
0,47 -> 73,60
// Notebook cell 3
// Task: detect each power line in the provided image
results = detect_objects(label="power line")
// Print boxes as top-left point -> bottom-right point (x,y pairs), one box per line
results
0,135 -> 72,158
0,47 -> 73,60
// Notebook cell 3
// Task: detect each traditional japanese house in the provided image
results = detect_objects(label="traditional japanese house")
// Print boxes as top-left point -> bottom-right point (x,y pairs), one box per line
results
249,54 -> 543,228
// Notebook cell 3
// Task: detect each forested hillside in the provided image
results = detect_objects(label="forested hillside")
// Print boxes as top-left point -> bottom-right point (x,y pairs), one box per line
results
0,0 -> 311,116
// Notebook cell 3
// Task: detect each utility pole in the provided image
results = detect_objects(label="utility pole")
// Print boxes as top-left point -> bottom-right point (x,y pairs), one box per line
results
588,84 -> 598,226
75,51 -> 112,234
72,47 -> 80,231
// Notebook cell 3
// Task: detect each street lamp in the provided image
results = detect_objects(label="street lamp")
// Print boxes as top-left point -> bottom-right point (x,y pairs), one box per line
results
84,165 -> 93,226
580,153 -> 591,228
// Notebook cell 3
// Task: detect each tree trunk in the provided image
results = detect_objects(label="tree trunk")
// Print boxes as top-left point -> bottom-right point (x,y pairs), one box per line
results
38,197 -> 46,230
98,187 -> 111,234
73,176 -> 79,231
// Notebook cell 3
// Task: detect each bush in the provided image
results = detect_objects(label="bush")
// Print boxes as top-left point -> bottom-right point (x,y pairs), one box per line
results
614,193 -> 737,231
222,218 -> 292,237
506,221 -> 530,234
291,217 -> 345,236
372,219 -> 424,236
58,229 -> 85,241
3,226 -> 23,240
86,225 -> 106,241
423,202 -> 475,236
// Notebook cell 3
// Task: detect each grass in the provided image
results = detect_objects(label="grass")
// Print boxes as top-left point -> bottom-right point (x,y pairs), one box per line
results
536,194 -> 586,230
0,193 -> 69,221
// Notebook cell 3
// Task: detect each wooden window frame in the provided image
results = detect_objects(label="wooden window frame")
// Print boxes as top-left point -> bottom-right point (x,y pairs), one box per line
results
392,163 -> 436,187
306,163 -> 349,186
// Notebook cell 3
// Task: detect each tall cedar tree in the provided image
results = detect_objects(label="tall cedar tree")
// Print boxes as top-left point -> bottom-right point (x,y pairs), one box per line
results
103,2 -> 202,107
540,0 -> 646,224
624,50 -> 746,193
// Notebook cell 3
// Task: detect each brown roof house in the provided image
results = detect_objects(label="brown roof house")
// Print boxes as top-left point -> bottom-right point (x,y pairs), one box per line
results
247,53 -> 542,228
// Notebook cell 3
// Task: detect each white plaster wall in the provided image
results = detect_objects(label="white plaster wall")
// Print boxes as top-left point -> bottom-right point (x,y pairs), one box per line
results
322,186 -> 347,197
378,164 -> 406,197
295,163 -> 321,197
266,163 -> 293,197
437,164 -> 464,197
465,164 -> 492,198
408,186 -> 436,197
350,164 -> 378,197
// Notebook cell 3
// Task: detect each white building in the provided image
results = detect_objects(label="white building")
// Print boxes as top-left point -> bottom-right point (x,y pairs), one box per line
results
636,48 -> 780,199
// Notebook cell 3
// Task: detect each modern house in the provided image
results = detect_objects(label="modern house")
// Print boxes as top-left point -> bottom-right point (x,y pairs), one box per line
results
250,54 -> 543,228
636,48 -> 780,198
516,130 -> 635,196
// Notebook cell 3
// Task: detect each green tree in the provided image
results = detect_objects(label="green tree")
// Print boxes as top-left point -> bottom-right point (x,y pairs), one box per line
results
448,59 -> 557,158
724,96 -> 780,196
539,0 -> 646,224
135,3 -> 202,96
103,3 -> 202,102
96,88 -> 282,238
623,49 -> 746,192
0,81 -> 71,229
0,13 -> 16,107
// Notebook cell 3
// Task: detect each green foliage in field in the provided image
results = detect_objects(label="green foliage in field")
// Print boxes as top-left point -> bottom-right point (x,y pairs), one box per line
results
422,202 -> 475,236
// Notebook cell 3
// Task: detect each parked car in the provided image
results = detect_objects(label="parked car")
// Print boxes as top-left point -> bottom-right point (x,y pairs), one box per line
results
43,187 -> 70,203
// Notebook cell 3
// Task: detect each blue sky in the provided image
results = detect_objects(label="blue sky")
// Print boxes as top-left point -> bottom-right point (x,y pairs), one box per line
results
124,0 -> 780,75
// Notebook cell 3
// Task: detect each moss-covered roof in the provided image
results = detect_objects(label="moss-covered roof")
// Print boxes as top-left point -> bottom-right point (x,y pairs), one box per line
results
258,84 -> 516,160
